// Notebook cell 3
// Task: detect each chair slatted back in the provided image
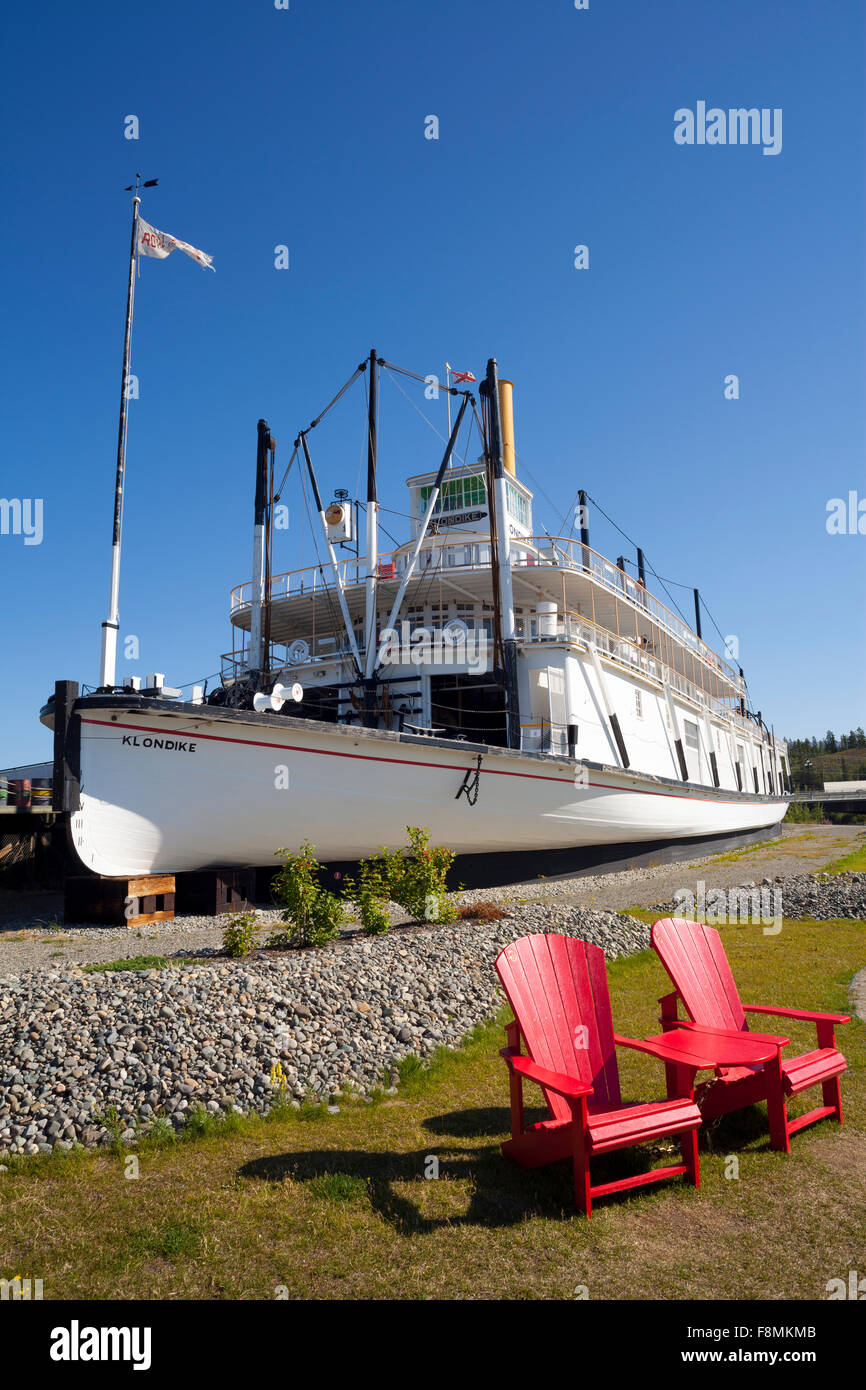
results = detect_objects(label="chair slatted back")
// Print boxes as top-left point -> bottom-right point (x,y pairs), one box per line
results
495,934 -> 622,1120
652,917 -> 747,1032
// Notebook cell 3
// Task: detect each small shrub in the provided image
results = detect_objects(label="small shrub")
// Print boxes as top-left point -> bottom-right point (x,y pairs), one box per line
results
223,912 -> 261,958
392,827 -> 457,923
348,827 -> 456,930
272,842 -> 348,947
346,854 -> 392,935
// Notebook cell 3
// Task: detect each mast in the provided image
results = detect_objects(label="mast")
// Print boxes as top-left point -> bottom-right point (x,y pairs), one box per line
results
362,349 -> 379,709
482,357 -> 520,749
99,186 -> 141,688
249,418 -> 272,676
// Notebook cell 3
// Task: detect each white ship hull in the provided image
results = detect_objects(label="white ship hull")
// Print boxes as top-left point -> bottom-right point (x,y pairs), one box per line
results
66,700 -> 788,876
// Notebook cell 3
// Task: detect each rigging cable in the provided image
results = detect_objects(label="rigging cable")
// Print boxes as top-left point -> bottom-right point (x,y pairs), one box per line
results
383,366 -> 449,445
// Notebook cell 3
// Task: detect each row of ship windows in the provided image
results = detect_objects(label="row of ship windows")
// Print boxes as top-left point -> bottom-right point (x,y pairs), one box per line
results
416,476 -> 529,525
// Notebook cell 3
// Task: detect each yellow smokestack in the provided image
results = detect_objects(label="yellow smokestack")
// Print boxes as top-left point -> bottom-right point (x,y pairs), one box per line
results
498,378 -> 516,477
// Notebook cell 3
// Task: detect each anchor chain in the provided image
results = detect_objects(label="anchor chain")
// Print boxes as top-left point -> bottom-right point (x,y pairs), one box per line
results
455,754 -> 483,806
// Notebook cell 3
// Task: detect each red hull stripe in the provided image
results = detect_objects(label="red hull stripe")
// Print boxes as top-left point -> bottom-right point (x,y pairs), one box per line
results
80,717 -> 780,809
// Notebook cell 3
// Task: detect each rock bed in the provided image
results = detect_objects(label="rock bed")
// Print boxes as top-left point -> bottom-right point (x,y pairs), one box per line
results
0,904 -> 647,1156
654,872 -> 866,921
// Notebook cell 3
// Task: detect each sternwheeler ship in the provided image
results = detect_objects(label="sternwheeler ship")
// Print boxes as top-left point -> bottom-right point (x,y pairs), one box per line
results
42,352 -> 790,878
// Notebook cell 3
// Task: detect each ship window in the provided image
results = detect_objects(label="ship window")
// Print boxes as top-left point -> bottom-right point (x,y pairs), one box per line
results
505,481 -> 529,526
634,689 -> 643,718
683,720 -> 699,751
419,474 -> 486,515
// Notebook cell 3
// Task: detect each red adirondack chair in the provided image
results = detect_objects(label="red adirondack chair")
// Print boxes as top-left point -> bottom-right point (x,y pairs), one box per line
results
652,917 -> 850,1152
495,933 -> 703,1216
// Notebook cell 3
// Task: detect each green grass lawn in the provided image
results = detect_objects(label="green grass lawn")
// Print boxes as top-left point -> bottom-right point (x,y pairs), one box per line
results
1,918 -> 864,1300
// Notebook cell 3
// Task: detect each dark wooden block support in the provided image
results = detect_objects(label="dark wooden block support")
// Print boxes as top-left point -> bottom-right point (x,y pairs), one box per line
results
175,867 -> 256,916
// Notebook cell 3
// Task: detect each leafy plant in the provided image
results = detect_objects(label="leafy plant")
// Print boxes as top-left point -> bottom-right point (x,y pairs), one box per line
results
272,842 -> 348,947
347,827 -> 456,931
386,827 -> 456,924
223,913 -> 261,958
349,854 -> 392,935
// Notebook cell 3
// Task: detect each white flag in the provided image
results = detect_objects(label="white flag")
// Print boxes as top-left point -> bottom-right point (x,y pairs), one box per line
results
137,216 -> 214,271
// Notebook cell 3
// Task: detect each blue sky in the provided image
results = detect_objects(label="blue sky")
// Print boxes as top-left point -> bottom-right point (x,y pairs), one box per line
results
1,0 -> 864,767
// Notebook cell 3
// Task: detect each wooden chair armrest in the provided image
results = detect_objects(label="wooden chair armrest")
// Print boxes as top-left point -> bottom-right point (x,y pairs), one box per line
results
499,1049 -> 593,1101
743,1004 -> 850,1025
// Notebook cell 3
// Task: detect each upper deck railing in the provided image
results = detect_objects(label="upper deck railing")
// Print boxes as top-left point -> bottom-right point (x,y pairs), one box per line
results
230,534 -> 743,689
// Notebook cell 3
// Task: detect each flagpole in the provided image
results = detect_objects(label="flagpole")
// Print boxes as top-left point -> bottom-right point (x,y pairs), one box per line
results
100,187 -> 141,688
445,362 -> 452,439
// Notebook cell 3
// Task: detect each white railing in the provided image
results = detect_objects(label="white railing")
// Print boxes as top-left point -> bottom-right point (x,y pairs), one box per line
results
520,610 -> 756,736
230,535 -> 743,688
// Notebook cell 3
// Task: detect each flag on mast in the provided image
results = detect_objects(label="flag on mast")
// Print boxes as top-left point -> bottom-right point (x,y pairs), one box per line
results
137,216 -> 214,270
450,369 -> 476,383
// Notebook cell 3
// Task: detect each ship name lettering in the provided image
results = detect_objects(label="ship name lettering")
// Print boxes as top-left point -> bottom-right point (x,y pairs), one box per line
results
121,735 -> 197,753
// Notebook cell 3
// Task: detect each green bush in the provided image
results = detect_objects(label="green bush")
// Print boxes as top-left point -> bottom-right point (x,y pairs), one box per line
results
349,854 -> 392,935
272,841 -> 348,947
223,912 -> 261,958
348,827 -> 456,933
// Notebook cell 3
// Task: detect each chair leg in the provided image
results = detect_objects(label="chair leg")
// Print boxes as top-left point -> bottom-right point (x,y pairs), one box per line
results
822,1074 -> 843,1126
572,1121 -> 592,1217
509,1070 -> 525,1140
680,1128 -> 700,1189
765,1054 -> 790,1153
